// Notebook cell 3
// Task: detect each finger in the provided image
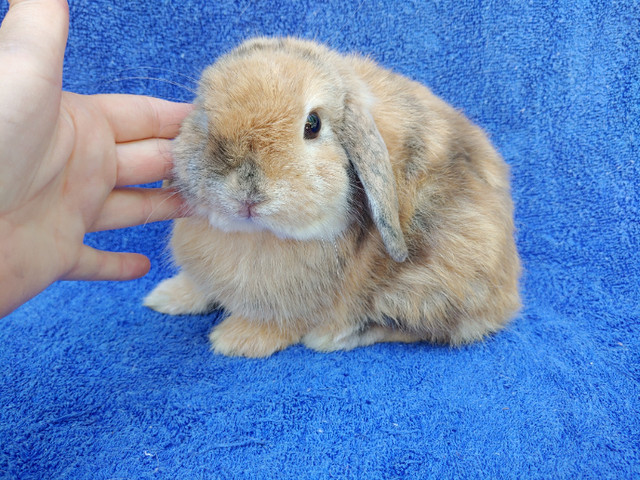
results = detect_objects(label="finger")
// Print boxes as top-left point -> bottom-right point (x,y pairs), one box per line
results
0,0 -> 69,83
116,138 -> 174,186
89,187 -> 188,232
62,246 -> 150,281
92,94 -> 192,143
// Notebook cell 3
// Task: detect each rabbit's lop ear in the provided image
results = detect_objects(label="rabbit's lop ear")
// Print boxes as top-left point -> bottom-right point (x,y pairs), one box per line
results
339,99 -> 408,262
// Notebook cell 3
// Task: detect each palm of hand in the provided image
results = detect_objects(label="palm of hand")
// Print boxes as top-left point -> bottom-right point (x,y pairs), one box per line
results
0,0 -> 191,317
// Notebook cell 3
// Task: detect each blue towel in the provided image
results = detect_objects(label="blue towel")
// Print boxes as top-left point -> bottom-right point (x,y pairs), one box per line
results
1,1 -> 638,478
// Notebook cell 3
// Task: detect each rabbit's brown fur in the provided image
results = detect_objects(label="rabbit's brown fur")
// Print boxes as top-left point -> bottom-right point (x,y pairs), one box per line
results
144,37 -> 521,357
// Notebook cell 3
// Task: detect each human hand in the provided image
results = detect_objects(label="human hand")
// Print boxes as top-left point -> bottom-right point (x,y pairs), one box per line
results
0,0 -> 192,317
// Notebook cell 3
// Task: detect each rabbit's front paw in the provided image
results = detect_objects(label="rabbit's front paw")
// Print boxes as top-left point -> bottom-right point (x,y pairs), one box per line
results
143,272 -> 215,315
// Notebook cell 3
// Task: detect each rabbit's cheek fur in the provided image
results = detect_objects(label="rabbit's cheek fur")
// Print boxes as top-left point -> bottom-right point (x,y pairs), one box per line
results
260,140 -> 352,241
257,176 -> 350,241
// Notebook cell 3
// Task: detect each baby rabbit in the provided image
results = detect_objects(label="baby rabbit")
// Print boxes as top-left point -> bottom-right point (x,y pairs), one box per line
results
144,37 -> 521,357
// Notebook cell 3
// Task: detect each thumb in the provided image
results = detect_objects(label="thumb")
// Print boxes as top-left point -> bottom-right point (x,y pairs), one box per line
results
0,0 -> 70,209
0,0 -> 69,85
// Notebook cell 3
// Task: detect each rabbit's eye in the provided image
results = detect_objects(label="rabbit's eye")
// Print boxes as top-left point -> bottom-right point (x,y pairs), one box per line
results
304,111 -> 321,139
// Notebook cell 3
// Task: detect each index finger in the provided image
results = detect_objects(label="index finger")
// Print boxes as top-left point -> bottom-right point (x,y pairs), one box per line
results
93,94 -> 193,143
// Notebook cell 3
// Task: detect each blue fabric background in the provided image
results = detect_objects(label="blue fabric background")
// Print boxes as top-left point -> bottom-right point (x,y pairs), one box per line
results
1,1 -> 638,478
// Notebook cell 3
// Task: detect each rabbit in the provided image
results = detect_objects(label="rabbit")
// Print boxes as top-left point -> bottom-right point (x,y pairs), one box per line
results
143,37 -> 521,358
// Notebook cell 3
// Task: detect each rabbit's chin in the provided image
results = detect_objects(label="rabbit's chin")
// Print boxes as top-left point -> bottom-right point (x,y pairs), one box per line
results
199,205 -> 348,242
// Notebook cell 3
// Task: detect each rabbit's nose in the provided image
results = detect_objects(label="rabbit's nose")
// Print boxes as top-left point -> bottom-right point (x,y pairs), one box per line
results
237,198 -> 263,219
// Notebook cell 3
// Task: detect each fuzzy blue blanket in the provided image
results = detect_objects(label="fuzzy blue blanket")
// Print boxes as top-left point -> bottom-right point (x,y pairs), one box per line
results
1,1 -> 638,478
